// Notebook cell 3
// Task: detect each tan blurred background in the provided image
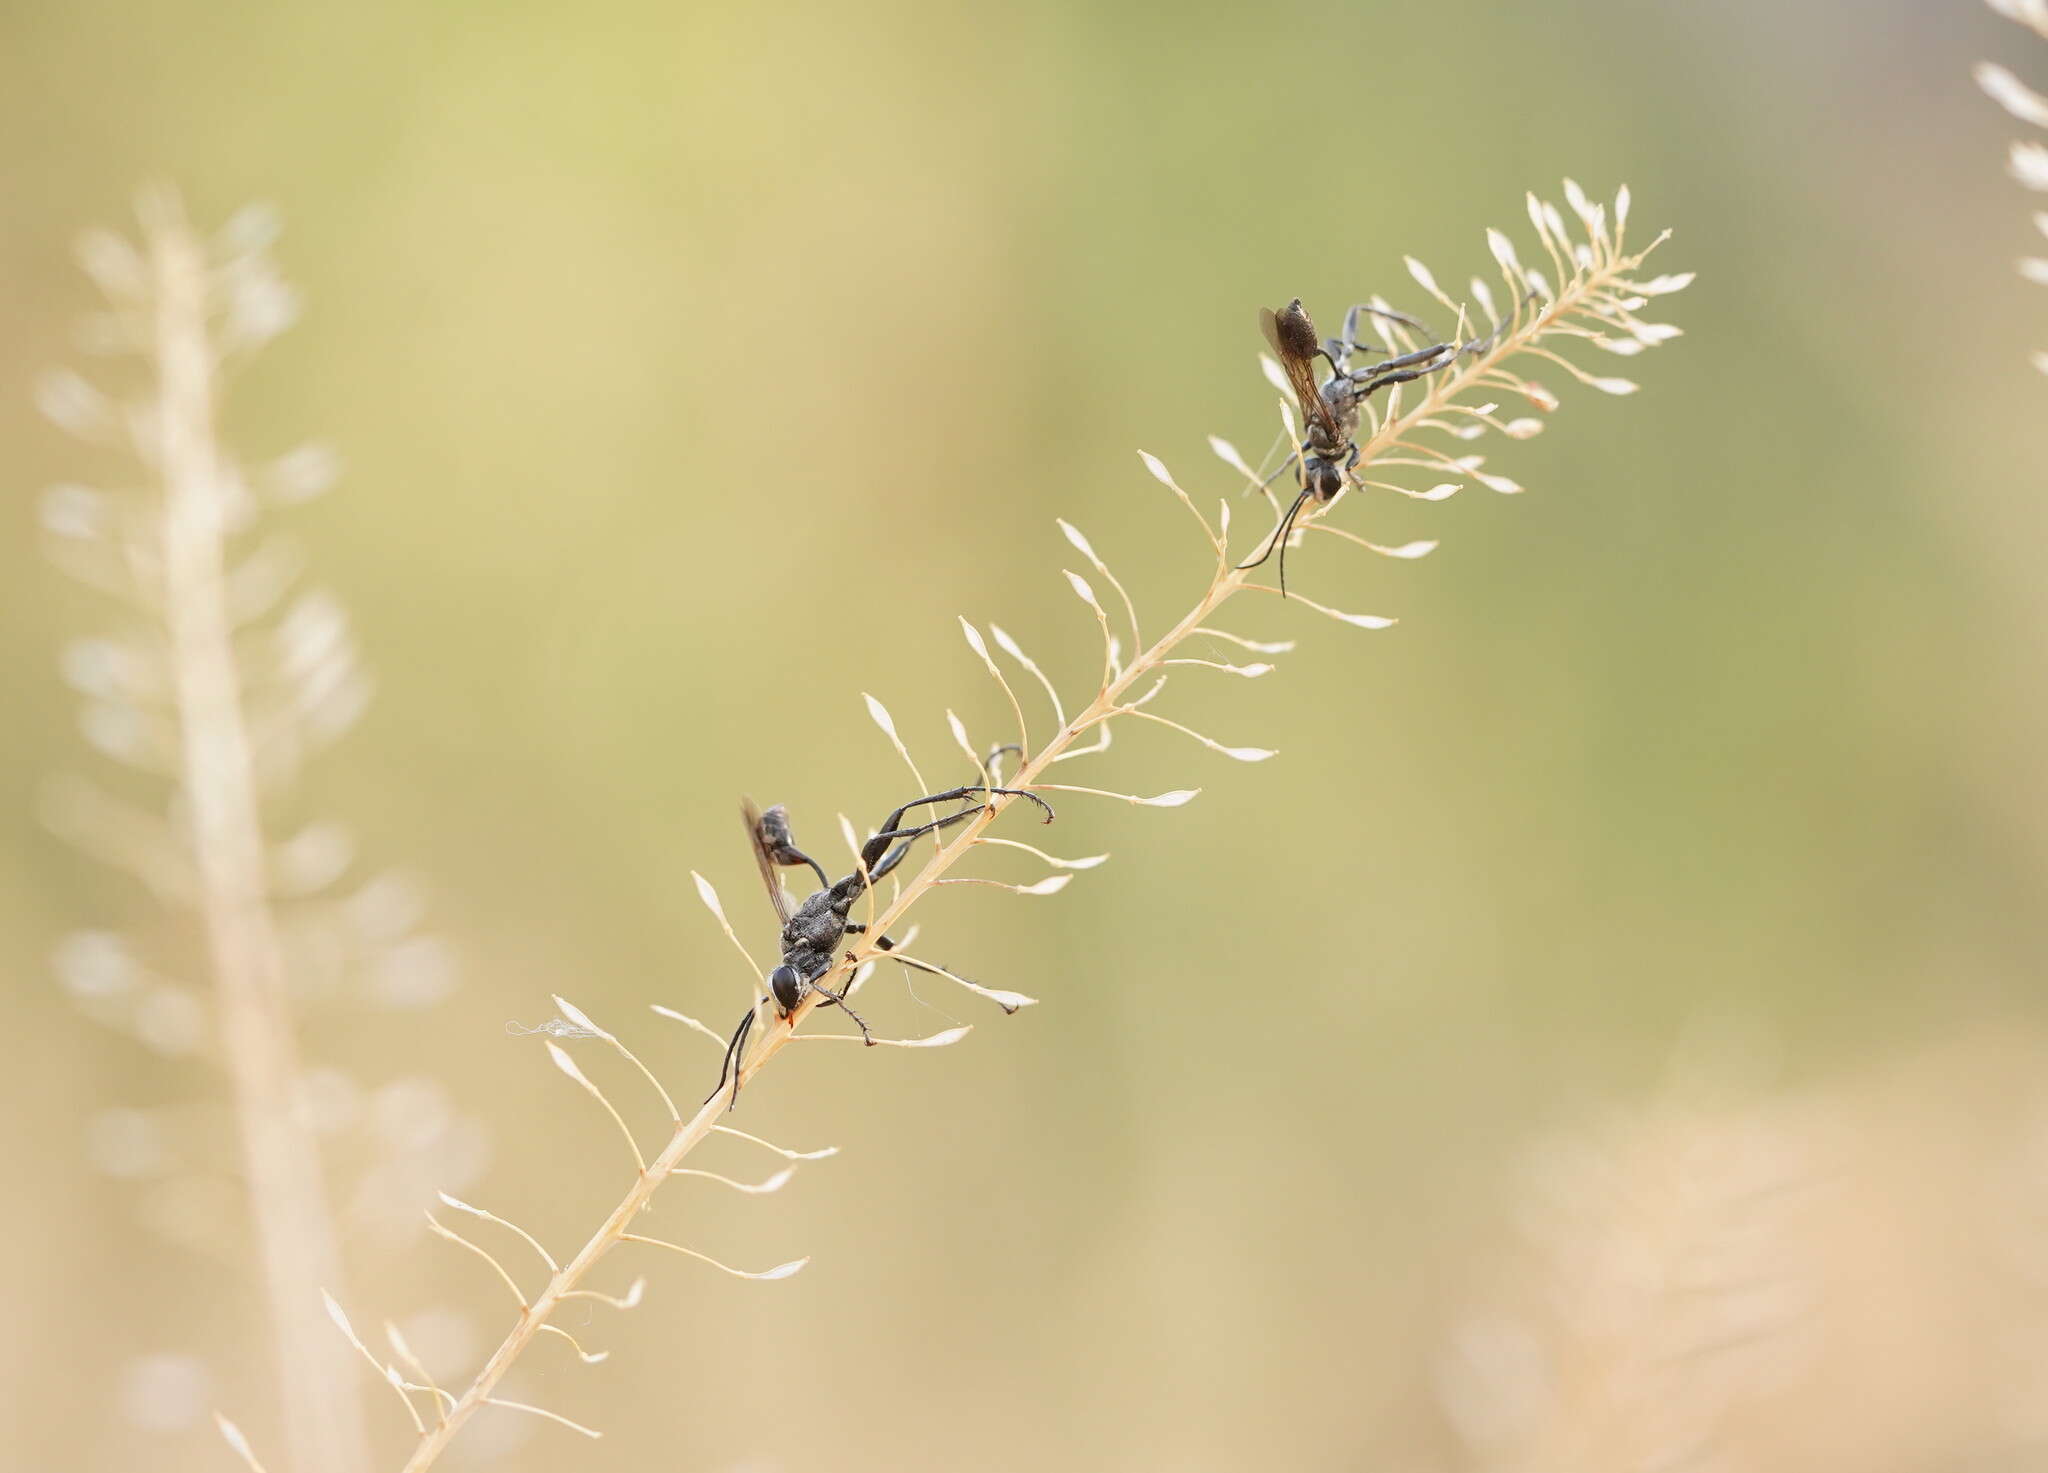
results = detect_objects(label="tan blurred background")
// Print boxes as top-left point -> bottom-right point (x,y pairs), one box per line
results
6,0 -> 2048,1469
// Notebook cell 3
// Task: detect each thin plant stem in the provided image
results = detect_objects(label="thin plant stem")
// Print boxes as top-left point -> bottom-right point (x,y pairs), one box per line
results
399,198 -> 1681,1472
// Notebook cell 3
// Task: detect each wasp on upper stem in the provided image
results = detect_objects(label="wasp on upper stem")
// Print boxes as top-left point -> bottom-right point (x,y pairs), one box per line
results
1241,297 -> 1484,594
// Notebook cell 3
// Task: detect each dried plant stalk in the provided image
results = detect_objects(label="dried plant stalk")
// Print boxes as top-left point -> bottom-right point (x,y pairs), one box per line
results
44,191 -> 390,1473
1435,1038 -> 1822,1472
144,197 -> 370,1473
380,181 -> 1689,1472
1978,0 -> 2048,372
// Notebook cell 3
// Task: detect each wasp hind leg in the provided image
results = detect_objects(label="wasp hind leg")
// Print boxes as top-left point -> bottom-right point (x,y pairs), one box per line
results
805,977 -> 873,1044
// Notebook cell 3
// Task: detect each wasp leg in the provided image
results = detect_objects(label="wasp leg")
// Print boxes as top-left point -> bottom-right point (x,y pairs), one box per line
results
861,805 -> 988,884
981,743 -> 1025,786
1350,340 -> 1457,378
806,978 -> 872,1044
1353,360 -> 1451,401
858,786 -> 1055,873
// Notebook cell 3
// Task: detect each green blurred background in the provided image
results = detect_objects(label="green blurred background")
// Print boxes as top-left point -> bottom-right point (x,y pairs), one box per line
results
6,0 -> 2048,1469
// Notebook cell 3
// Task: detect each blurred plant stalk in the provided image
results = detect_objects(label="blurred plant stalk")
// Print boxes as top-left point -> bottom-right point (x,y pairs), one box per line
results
1977,0 -> 2048,373
145,200 -> 371,1473
42,189 -> 385,1473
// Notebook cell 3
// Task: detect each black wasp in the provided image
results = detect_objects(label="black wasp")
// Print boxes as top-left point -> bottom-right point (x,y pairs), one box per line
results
709,782 -> 1054,1108
1238,297 -> 1460,595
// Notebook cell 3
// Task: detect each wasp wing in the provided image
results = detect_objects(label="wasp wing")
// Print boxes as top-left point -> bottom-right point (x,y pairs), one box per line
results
1259,303 -> 1343,449
739,796 -> 793,926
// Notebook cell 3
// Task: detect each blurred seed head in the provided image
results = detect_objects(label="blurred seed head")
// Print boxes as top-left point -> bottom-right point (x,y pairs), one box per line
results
88,1108 -> 173,1179
117,1352 -> 211,1432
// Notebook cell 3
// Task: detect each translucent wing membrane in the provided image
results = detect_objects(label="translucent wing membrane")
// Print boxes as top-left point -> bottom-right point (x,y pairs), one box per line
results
739,797 -> 794,925
1259,301 -> 1343,448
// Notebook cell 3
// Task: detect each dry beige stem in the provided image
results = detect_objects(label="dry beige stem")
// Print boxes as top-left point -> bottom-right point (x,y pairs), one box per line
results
50,191 -> 463,1473
393,182 -> 1687,1471
146,197 -> 373,1473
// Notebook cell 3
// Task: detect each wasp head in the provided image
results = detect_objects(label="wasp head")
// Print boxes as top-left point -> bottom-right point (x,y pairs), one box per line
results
1304,457 -> 1347,501
768,963 -> 805,1013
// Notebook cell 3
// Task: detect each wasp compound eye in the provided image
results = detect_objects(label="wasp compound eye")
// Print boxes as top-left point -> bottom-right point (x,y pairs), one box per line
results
768,963 -> 804,1013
